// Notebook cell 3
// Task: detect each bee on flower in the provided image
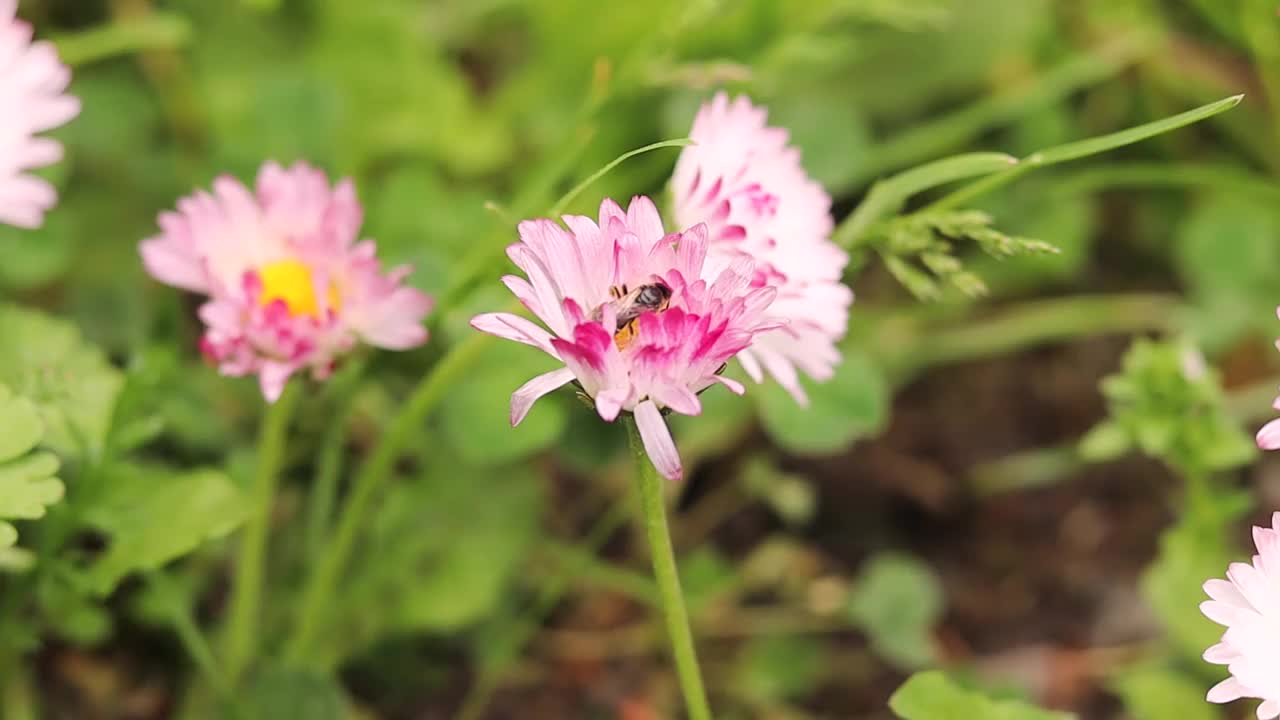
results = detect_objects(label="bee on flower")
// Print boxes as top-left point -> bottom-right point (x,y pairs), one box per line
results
672,92 -> 852,405
472,196 -> 778,481
140,161 -> 433,401
0,0 -> 80,229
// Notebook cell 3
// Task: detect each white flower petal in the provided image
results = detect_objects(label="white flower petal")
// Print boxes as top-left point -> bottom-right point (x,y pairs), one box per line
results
635,400 -> 682,481
510,368 -> 575,426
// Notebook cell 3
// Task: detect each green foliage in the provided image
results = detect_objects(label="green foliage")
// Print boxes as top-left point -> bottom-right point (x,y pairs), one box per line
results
0,305 -> 124,458
733,634 -> 826,704
1110,663 -> 1223,720
439,342 -> 568,466
80,464 -> 248,594
680,546 -> 738,612
0,384 -> 64,555
1079,339 -> 1255,474
890,672 -> 1074,720
740,456 -> 817,527
755,349 -> 889,454
1142,486 -> 1251,663
7,0 -> 1270,717
1175,193 -> 1280,350
241,667 -> 349,720
876,210 -> 1059,299
847,552 -> 943,669
329,465 -> 542,660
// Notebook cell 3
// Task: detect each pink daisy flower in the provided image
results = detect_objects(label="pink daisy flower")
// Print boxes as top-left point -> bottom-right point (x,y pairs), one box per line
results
0,0 -> 80,229
140,161 -> 432,401
1256,309 -> 1280,450
672,92 -> 852,405
471,196 -> 778,481
1201,511 -> 1280,719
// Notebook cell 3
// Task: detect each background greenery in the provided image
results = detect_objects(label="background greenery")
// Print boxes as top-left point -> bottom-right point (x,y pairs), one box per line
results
2,0 -> 1279,718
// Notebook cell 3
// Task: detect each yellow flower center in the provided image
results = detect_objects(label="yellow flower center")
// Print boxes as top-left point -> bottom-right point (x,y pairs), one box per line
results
258,259 -> 339,317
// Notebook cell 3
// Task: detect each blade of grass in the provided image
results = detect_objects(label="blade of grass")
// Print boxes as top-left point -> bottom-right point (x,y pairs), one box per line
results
864,293 -> 1183,384
834,152 -> 1018,250
926,94 -> 1244,212
548,137 -> 692,217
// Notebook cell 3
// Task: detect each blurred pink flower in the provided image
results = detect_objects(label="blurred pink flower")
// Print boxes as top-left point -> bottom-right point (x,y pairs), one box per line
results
1201,511 -> 1280,719
672,92 -> 852,405
0,0 -> 80,229
1257,310 -> 1280,450
472,196 -> 777,480
140,161 -> 432,401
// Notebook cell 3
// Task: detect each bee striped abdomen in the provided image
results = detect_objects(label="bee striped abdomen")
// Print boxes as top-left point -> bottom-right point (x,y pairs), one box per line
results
596,282 -> 672,351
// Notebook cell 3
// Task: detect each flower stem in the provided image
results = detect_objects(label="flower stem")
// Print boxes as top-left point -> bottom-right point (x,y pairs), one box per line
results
304,360 -> 366,558
284,332 -> 494,665
224,382 -> 299,684
146,571 -> 238,710
624,417 -> 712,720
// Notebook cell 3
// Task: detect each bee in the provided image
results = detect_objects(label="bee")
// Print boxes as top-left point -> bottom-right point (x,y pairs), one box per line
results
592,282 -> 672,350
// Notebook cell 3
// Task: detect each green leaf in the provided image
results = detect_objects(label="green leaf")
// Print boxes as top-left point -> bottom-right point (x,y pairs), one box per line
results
439,341 -> 568,467
734,635 -> 826,703
0,385 -> 64,553
37,573 -> 112,645
756,350 -> 889,455
890,671 -> 1074,720
1077,421 -> 1130,462
1175,194 -> 1280,351
1035,95 -> 1243,165
1110,663 -> 1222,720
929,95 -> 1245,212
1083,339 -> 1255,475
0,211 -> 77,290
0,305 -> 124,458
836,152 -> 1019,248
847,552 -> 943,669
82,465 -> 249,594
330,466 -> 542,661
680,546 -> 738,612
741,455 -> 817,527
1142,488 -> 1251,663
240,667 -> 348,720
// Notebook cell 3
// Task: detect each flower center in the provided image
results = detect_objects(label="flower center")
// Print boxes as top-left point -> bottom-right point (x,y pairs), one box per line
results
258,259 -> 339,317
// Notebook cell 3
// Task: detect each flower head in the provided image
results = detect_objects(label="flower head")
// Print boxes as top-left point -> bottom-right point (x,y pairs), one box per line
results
0,0 -> 80,229
1201,511 -> 1280,719
471,196 -> 777,480
672,92 -> 852,405
140,161 -> 432,401
1256,309 -> 1280,450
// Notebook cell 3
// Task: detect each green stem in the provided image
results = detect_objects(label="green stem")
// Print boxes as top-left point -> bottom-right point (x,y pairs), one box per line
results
624,418 -> 712,720
869,292 -> 1183,383
284,332 -> 494,664
303,361 -> 366,558
52,12 -> 191,66
146,571 -> 235,704
1,653 -> 36,720
224,383 -> 300,684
